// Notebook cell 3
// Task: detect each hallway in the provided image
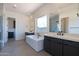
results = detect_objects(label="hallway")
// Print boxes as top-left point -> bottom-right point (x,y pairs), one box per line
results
0,39 -> 50,56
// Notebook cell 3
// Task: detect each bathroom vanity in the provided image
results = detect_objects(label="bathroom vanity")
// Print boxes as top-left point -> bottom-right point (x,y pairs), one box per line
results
44,33 -> 79,56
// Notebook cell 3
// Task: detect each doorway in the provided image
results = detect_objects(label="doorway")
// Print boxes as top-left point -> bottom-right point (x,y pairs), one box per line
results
7,17 -> 16,41
61,17 -> 69,33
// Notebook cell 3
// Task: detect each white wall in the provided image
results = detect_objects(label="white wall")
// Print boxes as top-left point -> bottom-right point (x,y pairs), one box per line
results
0,3 -> 3,16
3,10 -> 30,42
27,15 -> 35,32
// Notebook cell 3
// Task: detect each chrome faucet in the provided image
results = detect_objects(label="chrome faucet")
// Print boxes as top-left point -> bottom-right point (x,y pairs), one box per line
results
57,31 -> 64,36
37,33 -> 40,38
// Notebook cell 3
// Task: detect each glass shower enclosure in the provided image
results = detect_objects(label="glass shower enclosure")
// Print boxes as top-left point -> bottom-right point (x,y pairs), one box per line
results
0,16 -> 3,50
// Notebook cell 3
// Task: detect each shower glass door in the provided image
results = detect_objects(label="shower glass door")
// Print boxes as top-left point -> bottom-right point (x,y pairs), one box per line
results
0,16 -> 3,49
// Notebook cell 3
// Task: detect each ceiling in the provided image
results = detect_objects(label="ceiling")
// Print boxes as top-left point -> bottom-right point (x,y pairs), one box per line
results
4,3 -> 78,15
4,3 -> 43,15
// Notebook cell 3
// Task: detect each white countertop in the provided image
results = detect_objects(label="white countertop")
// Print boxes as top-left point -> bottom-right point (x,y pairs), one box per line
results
44,32 -> 79,42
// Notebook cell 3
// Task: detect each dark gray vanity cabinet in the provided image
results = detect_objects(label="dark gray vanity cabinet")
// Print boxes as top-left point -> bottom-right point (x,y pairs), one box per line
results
63,40 -> 79,56
44,36 -> 79,56
44,36 -> 63,56
44,37 -> 51,54
51,38 -> 63,56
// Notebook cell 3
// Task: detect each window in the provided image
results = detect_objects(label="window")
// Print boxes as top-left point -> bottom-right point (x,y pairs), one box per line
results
36,16 -> 48,32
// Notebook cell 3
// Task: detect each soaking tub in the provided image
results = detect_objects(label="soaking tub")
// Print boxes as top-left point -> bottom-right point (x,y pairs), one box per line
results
26,35 -> 44,52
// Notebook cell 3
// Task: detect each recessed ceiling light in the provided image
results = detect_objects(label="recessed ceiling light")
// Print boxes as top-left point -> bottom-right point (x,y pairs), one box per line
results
13,4 -> 16,8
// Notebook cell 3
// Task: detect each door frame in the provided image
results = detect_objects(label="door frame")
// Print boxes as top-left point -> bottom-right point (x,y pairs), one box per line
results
61,17 -> 69,33
7,17 -> 16,41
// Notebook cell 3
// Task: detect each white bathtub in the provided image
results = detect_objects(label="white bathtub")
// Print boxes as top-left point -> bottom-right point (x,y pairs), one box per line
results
26,35 -> 44,52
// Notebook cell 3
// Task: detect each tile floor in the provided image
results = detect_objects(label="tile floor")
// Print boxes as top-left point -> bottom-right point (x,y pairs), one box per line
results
0,39 -> 50,56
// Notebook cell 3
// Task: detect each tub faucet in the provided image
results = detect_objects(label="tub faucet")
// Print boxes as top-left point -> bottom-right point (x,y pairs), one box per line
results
37,33 -> 40,38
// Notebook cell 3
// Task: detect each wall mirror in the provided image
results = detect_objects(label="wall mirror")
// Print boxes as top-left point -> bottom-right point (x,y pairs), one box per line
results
49,14 -> 79,34
49,14 -> 60,32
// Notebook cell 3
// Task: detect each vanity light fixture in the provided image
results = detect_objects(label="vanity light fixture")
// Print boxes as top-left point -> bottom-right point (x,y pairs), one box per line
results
77,12 -> 79,17
77,4 -> 79,17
